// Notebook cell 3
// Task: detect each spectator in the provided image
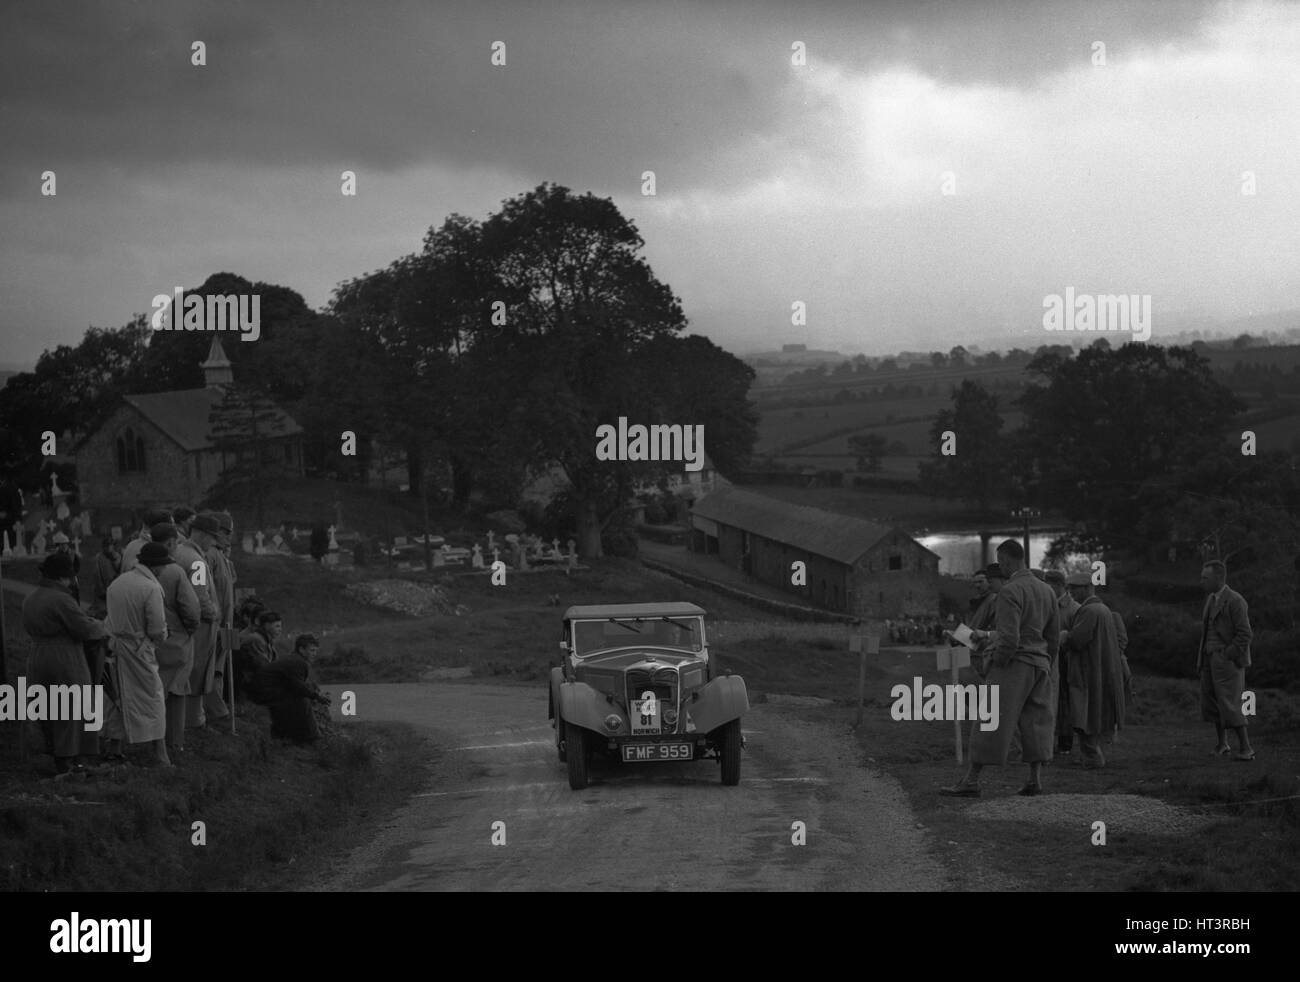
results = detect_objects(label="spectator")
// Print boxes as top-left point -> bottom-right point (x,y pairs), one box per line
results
21,554 -> 108,775
122,508 -> 173,572
235,609 -> 282,701
103,542 -> 171,767
90,535 -> 121,618
149,527 -> 201,754
250,633 -> 330,743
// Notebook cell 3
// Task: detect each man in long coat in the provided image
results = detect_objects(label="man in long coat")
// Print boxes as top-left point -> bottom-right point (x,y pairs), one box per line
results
1062,573 -> 1126,768
149,525 -> 201,753
21,553 -> 108,774
250,633 -> 329,743
1198,560 -> 1254,761
183,514 -> 226,729
205,511 -> 238,722
1045,570 -> 1081,756
104,544 -> 171,766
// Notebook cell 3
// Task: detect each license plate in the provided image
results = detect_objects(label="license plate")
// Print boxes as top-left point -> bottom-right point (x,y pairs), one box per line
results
622,742 -> 693,762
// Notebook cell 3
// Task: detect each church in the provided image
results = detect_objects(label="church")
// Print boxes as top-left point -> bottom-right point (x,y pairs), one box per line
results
72,337 -> 303,527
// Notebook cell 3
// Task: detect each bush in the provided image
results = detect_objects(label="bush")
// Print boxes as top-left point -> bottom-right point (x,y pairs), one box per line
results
602,528 -> 639,558
644,502 -> 667,524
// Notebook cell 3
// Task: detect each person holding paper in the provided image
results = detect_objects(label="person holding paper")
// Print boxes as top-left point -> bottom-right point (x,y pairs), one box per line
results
941,540 -> 1059,797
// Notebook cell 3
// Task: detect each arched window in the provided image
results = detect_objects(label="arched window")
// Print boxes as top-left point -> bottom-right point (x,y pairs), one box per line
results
116,427 -> 146,473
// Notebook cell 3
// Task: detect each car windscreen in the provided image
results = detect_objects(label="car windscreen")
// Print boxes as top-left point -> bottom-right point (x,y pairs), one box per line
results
572,617 -> 703,655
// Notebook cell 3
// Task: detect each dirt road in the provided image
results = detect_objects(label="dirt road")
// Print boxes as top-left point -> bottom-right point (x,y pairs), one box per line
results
310,682 -> 951,891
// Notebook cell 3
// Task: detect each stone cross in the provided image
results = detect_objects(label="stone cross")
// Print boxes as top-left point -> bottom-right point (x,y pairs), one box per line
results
486,530 -> 496,552
471,544 -> 484,568
50,473 -> 65,497
72,536 -> 82,555
327,525 -> 339,551
254,530 -> 266,554
272,532 -> 285,552
551,538 -> 561,559
492,546 -> 500,566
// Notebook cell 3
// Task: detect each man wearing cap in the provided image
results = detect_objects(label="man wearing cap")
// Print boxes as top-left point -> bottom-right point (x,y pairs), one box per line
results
50,532 -> 82,602
104,542 -> 171,767
1062,573 -> 1126,767
943,539 -> 1059,797
250,633 -> 330,743
235,609 -> 282,701
121,508 -> 173,573
21,554 -> 109,775
184,514 -> 227,730
90,535 -> 122,618
1045,570 -> 1081,755
150,524 -> 201,754
1198,560 -> 1254,761
172,506 -> 197,541
206,511 -> 238,722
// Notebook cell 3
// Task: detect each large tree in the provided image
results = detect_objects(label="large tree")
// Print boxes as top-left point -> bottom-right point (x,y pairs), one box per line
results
477,182 -> 693,556
918,380 -> 1006,512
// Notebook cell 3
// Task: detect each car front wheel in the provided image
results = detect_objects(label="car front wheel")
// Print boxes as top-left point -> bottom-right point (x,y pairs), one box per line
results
716,719 -> 741,786
565,721 -> 589,790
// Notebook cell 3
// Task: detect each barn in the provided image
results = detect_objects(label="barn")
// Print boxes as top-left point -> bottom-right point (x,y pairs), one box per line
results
688,485 -> 941,618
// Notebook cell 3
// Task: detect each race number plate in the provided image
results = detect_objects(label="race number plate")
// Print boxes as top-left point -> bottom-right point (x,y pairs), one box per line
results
630,697 -> 660,735
622,742 -> 693,762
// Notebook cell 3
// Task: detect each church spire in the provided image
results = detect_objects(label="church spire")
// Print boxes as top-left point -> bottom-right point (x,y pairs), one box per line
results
201,335 -> 234,387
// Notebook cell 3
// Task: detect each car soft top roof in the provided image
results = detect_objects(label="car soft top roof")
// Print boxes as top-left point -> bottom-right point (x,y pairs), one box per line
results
563,602 -> 707,620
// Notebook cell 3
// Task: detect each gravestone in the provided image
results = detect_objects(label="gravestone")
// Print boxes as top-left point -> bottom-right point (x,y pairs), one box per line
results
471,544 -> 484,569
550,538 -> 562,560
12,536 -> 26,558
79,512 -> 93,537
272,533 -> 285,552
487,530 -> 496,553
292,526 -> 302,542
1,536 -> 10,557
254,531 -> 267,554
32,529 -> 47,556
327,525 -> 340,552
432,549 -> 445,567
394,536 -> 408,548
50,473 -> 65,498
71,536 -> 82,555
242,534 -> 255,554
491,546 -> 500,566
567,539 -> 577,571
56,500 -> 70,521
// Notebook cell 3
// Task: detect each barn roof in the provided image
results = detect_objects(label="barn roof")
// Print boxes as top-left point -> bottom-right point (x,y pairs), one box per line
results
79,387 -> 302,453
689,485 -> 934,566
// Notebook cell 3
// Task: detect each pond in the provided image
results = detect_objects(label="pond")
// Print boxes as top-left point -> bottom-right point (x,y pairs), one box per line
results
916,529 -> 1091,576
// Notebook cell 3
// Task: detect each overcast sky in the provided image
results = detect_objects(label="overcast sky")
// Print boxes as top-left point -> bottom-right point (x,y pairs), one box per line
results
3,0 -> 1298,367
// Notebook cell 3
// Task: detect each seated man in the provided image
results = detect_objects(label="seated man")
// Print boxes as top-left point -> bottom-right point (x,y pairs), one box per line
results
234,609 -> 281,701
249,633 -> 329,743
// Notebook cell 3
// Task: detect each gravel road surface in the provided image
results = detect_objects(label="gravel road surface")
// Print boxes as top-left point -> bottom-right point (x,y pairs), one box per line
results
310,681 -> 951,891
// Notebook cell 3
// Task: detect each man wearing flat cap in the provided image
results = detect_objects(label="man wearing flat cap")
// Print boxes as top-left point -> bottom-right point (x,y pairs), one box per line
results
50,531 -> 81,603
1045,570 -> 1080,755
1061,572 -> 1126,767
103,541 -> 171,767
122,508 -> 173,573
943,540 -> 1059,797
184,514 -> 229,730
149,524 -> 201,753
22,553 -> 108,774
1198,560 -> 1254,761
250,632 -> 329,743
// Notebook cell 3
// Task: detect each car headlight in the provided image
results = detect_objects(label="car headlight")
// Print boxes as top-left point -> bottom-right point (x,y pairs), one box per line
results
604,714 -> 622,732
662,708 -> 678,726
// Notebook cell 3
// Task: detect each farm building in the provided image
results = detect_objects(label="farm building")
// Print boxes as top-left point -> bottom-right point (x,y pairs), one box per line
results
688,486 -> 941,618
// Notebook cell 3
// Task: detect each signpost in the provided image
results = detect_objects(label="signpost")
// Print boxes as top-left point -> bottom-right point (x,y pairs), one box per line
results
935,645 -> 972,762
852,624 -> 881,729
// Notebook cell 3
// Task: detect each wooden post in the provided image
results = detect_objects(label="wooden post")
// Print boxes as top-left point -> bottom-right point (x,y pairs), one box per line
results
936,645 -> 971,763
851,634 -> 865,728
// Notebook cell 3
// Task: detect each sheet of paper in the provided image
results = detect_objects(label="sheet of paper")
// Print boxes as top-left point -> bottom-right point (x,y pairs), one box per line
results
946,623 -> 975,648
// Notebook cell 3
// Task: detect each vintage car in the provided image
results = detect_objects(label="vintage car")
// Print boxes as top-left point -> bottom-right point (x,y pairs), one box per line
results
548,602 -> 748,789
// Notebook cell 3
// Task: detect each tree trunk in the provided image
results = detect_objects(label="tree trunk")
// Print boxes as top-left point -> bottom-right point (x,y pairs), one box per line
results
450,454 -> 473,511
406,444 -> 423,495
576,497 -> 603,558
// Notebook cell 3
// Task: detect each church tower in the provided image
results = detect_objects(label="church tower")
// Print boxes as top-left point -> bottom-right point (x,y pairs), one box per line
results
201,335 -> 234,387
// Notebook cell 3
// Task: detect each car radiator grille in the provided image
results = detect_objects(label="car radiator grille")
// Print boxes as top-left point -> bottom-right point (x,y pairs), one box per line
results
626,667 -> 678,713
